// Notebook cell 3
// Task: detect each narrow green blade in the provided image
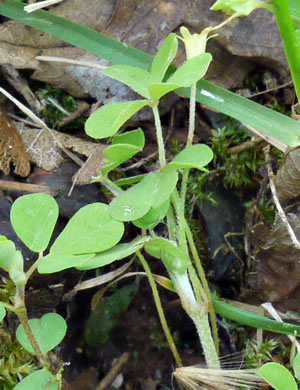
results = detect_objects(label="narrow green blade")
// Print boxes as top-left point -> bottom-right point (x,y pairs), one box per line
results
192,81 -> 300,150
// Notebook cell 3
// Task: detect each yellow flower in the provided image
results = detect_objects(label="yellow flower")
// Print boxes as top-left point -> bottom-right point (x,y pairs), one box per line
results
179,26 -> 214,59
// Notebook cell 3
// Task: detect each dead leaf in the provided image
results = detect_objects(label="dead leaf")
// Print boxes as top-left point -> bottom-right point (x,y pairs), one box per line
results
275,147 -> 300,205
16,122 -> 106,175
0,41 -> 38,69
253,211 -> 300,309
73,148 -> 105,185
249,146 -> 300,310
0,104 -> 30,177
185,0 -> 288,76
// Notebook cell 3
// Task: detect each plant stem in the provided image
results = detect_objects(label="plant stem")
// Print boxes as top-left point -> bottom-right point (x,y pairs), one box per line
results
14,286 -> 51,369
171,272 -> 220,369
101,176 -> 123,197
26,252 -> 43,281
167,206 -> 177,241
171,191 -> 220,355
137,251 -> 182,367
177,83 -> 197,252
186,83 -> 197,149
152,103 -> 166,168
271,0 -> 300,102
185,223 -> 219,354
190,312 -> 220,369
17,308 -> 51,367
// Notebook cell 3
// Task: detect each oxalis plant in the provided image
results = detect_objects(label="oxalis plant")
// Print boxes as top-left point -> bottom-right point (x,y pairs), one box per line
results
0,28 -> 223,389
0,0 -> 300,389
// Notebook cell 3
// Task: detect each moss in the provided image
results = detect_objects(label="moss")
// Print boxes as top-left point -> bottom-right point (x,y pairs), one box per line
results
39,85 -> 83,130
0,326 -> 39,389
0,279 -> 40,389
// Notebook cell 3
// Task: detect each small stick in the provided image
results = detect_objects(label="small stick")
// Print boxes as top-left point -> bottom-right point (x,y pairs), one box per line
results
36,56 -> 108,71
0,180 -> 54,195
246,79 -> 293,98
8,113 -> 43,128
227,137 -> 265,155
95,352 -> 130,390
1,64 -> 41,112
123,150 -> 158,171
58,101 -> 89,128
263,145 -> 300,249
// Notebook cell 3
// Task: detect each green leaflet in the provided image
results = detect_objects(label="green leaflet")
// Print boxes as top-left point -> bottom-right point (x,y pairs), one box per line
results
16,313 -> 67,355
51,203 -> 124,255
11,194 -> 59,253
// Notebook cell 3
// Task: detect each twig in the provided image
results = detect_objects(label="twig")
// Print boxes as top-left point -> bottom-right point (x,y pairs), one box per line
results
36,56 -> 108,71
246,79 -> 293,98
95,352 -> 130,390
263,145 -> 300,249
227,136 -> 265,155
8,113 -> 43,128
0,180 -> 54,195
58,101 -> 89,128
123,150 -> 158,171
1,64 -> 41,112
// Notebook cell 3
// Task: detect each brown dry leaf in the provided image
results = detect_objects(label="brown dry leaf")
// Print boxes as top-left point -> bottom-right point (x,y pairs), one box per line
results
16,122 -> 106,176
73,148 -> 105,185
275,147 -> 300,204
250,147 -> 300,310
0,105 -> 30,177
0,0 -> 118,97
253,212 -> 300,310
0,0 -> 287,101
0,0 -> 117,48
185,0 -> 288,76
0,42 -> 39,69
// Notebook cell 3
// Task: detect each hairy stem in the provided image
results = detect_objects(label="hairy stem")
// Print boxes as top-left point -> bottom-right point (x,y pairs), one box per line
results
186,83 -> 197,149
185,223 -> 219,354
152,103 -> 166,168
177,83 -> 197,252
171,272 -> 220,369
